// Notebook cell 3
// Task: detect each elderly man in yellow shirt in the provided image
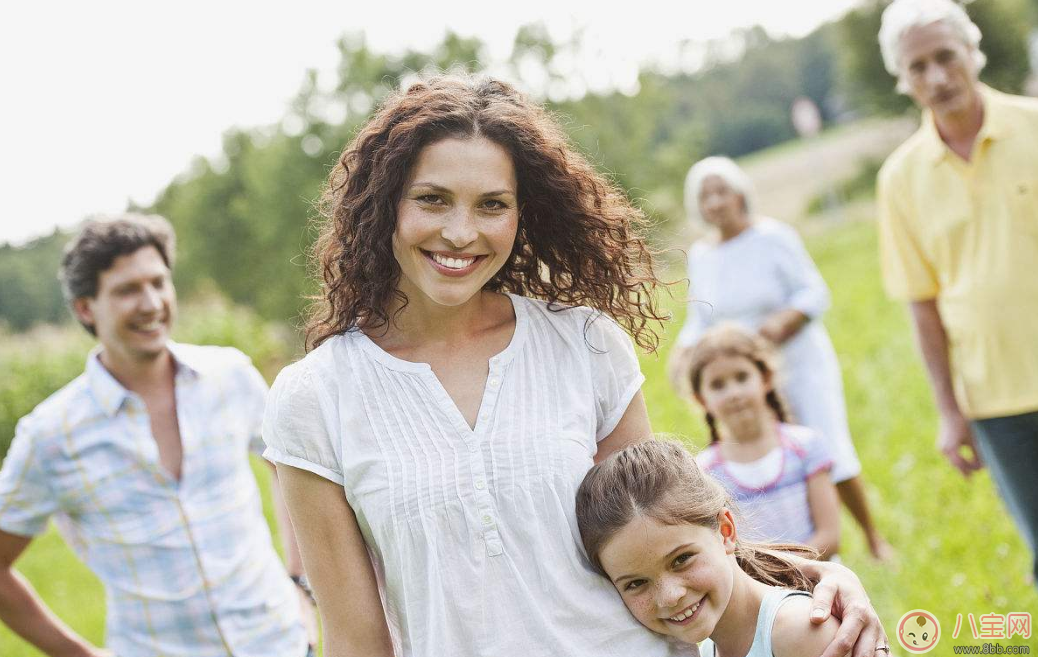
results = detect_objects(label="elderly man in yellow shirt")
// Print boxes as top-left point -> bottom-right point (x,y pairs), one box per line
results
876,0 -> 1038,584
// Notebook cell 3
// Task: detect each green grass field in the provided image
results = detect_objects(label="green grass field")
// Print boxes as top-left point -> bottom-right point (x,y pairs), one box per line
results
3,213 -> 1036,655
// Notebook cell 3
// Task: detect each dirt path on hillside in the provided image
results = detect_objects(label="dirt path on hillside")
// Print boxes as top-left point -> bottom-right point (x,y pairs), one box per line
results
743,116 -> 917,223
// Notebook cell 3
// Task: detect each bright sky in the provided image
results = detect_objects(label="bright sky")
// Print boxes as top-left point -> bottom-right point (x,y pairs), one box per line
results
0,0 -> 861,246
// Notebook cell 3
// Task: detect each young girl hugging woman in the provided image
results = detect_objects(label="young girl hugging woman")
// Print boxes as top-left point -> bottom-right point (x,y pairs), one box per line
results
576,439 -> 876,657
262,74 -> 886,657
685,324 -> 840,559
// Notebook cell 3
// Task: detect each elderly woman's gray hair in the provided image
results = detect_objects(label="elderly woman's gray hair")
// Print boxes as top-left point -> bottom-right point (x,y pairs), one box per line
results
879,0 -> 986,93
684,156 -> 757,226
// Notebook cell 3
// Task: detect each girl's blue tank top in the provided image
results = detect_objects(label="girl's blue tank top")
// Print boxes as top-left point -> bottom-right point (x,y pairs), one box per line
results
698,588 -> 811,657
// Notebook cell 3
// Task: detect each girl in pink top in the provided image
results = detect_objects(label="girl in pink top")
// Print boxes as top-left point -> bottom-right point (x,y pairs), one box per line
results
682,324 -> 841,559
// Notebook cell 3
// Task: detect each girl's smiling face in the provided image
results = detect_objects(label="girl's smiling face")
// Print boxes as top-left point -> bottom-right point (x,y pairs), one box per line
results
393,136 -> 519,310
598,512 -> 739,644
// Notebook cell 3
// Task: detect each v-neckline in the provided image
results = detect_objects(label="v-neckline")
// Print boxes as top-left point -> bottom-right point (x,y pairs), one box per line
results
357,294 -> 528,434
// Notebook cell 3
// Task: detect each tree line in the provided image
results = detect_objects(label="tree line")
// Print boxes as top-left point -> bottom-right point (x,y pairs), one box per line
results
1,0 -> 1032,331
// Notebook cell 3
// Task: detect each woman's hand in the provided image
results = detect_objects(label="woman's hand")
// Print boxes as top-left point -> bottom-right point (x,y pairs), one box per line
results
805,561 -> 889,657
758,309 -> 809,345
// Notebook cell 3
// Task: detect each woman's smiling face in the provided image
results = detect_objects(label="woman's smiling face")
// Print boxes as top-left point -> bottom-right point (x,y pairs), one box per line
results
598,513 -> 738,645
392,136 -> 519,309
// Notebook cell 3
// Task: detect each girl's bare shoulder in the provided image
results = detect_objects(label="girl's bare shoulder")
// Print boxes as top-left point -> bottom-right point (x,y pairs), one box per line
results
772,594 -> 847,657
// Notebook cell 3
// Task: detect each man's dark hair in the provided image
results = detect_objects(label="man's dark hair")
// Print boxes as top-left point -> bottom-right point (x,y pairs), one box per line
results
59,213 -> 176,335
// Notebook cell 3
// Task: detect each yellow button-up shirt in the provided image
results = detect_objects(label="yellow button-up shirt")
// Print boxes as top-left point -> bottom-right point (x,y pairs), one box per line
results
877,86 -> 1038,419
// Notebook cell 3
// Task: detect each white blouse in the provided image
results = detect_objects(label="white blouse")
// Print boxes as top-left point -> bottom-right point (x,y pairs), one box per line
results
263,294 -> 697,657
676,218 -> 831,347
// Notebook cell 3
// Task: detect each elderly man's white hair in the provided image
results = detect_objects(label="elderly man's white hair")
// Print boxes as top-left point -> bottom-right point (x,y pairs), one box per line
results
684,156 -> 757,226
879,0 -> 987,93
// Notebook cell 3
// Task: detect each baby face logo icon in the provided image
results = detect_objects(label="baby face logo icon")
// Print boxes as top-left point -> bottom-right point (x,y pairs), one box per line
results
897,609 -> 941,653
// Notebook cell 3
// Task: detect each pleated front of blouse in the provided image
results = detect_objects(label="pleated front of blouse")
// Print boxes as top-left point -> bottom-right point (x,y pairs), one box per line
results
263,294 -> 697,657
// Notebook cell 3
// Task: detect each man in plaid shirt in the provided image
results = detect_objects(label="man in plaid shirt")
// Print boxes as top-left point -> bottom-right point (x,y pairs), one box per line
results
0,215 -> 315,656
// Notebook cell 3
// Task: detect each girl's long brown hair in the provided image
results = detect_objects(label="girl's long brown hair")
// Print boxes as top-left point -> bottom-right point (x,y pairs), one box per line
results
307,74 -> 668,351
684,324 -> 790,443
576,439 -> 815,591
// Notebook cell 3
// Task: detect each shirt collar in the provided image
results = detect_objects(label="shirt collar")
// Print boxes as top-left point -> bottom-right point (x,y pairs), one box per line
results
921,84 -> 1007,165
86,341 -> 202,417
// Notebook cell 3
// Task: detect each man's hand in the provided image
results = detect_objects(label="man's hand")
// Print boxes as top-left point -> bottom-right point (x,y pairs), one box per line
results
1,531 -> 115,657
937,409 -> 983,476
907,300 -> 983,477
806,561 -> 888,657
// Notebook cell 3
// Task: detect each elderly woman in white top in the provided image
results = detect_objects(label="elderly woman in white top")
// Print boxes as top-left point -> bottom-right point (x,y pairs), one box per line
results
262,76 -> 889,657
674,155 -> 892,560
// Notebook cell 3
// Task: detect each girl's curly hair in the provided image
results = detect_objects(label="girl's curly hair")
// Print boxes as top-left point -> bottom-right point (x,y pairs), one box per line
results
306,74 -> 668,352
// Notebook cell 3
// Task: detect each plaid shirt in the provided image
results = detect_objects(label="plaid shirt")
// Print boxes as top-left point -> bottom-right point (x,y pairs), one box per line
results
0,343 -> 306,657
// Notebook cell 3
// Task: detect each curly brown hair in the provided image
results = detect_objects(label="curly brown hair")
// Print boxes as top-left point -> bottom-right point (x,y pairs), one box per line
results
307,74 -> 668,351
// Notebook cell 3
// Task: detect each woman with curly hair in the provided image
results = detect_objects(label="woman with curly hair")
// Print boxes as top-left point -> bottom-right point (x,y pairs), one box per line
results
261,75 -> 886,657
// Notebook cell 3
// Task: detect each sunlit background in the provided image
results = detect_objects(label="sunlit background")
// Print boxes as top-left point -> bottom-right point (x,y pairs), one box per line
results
3,0 -> 864,246
2,1 -> 1038,654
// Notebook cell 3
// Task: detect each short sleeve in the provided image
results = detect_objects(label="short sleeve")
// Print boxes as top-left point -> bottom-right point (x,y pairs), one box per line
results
797,428 -> 834,479
0,417 -> 58,537
583,312 -> 646,441
694,444 -> 720,474
262,361 -> 344,485
877,165 -> 940,300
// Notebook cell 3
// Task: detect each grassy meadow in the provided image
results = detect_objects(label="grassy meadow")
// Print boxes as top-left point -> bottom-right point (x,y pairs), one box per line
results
647,211 -> 1038,653
2,211 -> 1036,655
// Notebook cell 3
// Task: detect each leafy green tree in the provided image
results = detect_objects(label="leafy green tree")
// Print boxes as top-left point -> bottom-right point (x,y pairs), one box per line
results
0,18 -> 880,330
0,231 -> 70,331
146,31 -> 498,324
970,0 -> 1034,91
